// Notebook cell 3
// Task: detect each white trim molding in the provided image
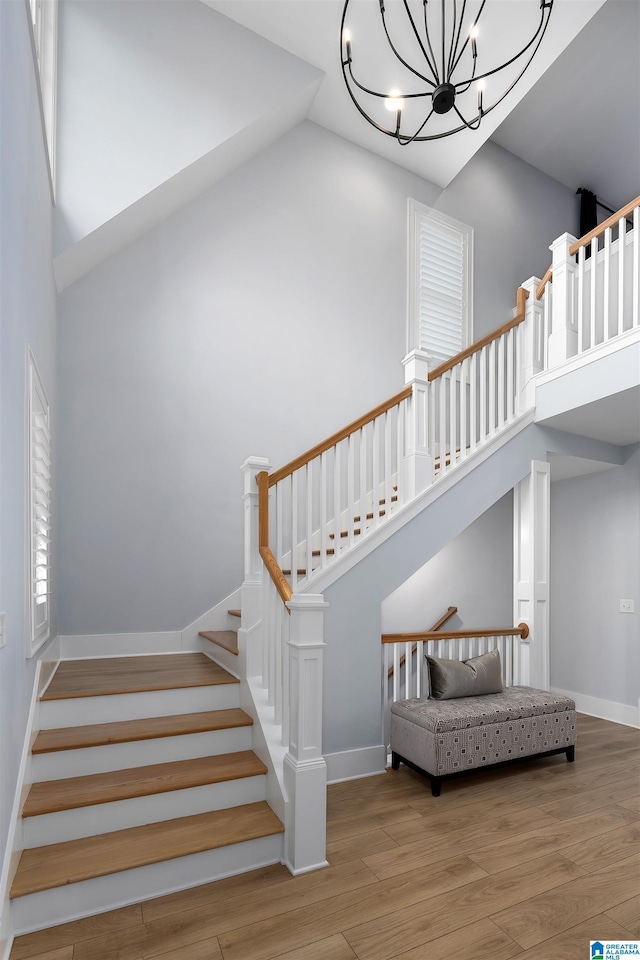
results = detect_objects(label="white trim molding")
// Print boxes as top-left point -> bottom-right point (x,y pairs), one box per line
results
552,687 -> 640,730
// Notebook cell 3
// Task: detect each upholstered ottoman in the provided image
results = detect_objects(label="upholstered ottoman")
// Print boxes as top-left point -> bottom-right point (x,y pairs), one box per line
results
390,686 -> 577,796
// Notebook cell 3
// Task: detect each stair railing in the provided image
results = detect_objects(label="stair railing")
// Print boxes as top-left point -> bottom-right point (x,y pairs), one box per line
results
381,622 -> 531,741
537,194 -> 640,364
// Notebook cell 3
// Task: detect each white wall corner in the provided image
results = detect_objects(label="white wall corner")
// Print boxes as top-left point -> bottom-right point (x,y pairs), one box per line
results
181,587 -> 242,651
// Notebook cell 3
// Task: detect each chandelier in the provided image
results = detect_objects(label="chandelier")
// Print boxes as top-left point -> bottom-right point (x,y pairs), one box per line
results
340,0 -> 554,145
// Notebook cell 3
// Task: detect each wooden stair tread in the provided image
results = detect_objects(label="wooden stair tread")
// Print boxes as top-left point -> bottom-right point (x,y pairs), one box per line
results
42,653 -> 237,700
32,709 -> 253,754
199,630 -> 238,655
10,801 -> 283,899
23,751 -> 267,817
227,608 -> 241,618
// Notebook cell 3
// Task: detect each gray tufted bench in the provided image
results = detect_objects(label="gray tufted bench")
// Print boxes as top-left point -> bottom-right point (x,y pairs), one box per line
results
390,686 -> 577,796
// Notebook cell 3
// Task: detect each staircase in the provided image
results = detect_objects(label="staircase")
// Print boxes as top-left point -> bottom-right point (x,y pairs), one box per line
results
10,644 -> 284,934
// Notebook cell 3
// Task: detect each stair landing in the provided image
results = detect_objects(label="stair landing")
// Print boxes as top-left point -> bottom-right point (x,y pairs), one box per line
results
42,653 -> 235,700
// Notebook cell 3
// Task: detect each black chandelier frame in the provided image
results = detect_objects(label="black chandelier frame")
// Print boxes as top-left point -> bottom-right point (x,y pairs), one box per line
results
340,0 -> 554,145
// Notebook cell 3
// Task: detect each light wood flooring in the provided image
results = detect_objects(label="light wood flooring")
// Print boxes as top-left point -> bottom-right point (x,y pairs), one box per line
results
10,714 -> 640,960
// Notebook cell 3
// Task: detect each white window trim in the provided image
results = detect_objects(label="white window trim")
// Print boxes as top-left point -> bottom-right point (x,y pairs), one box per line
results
25,0 -> 58,199
27,349 -> 52,658
407,198 -> 473,363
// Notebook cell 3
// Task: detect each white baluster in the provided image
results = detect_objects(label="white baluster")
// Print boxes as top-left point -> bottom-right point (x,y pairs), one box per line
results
460,357 -> 467,463
291,472 -> 298,592
497,334 -> 505,429
333,442 -> 341,557
479,346 -> 487,445
438,373 -> 447,474
604,226 -> 612,342
384,410 -> 392,524
359,426 -> 367,537
488,339 -> 496,438
577,246 -> 585,353
633,206 -> 639,328
347,434 -> 356,550
320,451 -> 328,571
469,351 -> 477,451
590,238 -> 597,349
372,416 -> 381,530
505,328 -> 514,424
618,217 -> 626,337
449,364 -> 457,467
305,463 -> 313,583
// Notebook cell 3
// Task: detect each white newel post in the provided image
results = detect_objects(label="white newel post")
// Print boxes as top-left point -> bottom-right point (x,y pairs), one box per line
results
240,456 -> 271,676
513,461 -> 550,690
401,349 -> 433,499
548,232 -> 578,367
517,277 -> 544,412
283,593 -> 329,875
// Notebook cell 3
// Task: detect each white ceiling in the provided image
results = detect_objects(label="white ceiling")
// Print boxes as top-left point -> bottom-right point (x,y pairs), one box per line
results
199,0 -> 634,194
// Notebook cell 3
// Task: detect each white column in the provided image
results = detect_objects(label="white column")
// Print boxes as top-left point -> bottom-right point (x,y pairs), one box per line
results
240,457 -> 270,673
548,232 -> 578,367
517,277 -> 544,413
401,349 -> 433,499
513,461 -> 550,690
283,593 -> 328,875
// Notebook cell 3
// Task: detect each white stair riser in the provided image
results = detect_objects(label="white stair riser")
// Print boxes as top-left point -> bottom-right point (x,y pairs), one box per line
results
32,726 -> 253,781
201,640 -> 240,676
11,832 -> 284,935
22,775 -> 267,848
39,684 -> 240,728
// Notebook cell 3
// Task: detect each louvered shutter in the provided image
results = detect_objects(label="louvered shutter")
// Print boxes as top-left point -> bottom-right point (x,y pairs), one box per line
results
29,355 -> 51,653
409,201 -> 473,364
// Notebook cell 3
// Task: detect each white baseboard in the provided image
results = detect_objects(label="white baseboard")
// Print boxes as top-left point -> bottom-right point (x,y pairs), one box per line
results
552,687 -> 640,729
57,588 -> 243,660
325,745 -> 387,784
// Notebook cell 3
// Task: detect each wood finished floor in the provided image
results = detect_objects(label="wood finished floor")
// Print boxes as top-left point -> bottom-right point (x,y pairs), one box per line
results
10,714 -> 640,960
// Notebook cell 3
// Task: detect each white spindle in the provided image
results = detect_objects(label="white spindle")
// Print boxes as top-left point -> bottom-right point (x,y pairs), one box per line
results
506,329 -> 514,423
397,402 -> 405,505
372,417 -> 381,530
459,357 -> 467,463
359,426 -> 368,538
333,442 -> 342,558
384,410 -> 392,524
281,606 -> 290,746
305,463 -> 313,583
449,365 -> 457,468
618,217 -> 626,336
469,351 -> 477,450
590,239 -> 597,349
428,379 -> 436,466
542,288 -> 550,370
479,346 -> 487,445
274,598 -> 283,724
320,451 -> 328,571
577,245 -> 585,353
497,334 -> 505,429
392,644 -> 399,704
291,472 -> 298,592
633,206 -> 639,328
438,374 -> 447,476
276,481 -> 284,568
488,340 -> 496,437
347,433 -> 356,550
603,226 -> 612,341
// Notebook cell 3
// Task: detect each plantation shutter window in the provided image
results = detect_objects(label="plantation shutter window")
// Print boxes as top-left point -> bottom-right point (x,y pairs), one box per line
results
28,352 -> 52,655
408,200 -> 473,365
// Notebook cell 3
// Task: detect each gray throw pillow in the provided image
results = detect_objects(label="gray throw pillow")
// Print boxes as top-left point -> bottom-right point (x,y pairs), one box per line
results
426,647 -> 503,700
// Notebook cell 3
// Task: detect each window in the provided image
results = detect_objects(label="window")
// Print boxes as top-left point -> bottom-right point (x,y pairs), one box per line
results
28,351 -> 52,656
407,200 -> 473,365
27,0 -> 58,189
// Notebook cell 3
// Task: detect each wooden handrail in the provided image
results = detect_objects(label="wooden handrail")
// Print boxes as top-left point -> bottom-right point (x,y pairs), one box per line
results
387,606 -> 457,678
427,287 -> 529,382
536,265 -> 553,301
537,195 -> 640,300
267,386 -> 412,488
257,470 -> 292,607
569,194 -> 640,256
381,622 -> 529,644
259,545 -> 292,606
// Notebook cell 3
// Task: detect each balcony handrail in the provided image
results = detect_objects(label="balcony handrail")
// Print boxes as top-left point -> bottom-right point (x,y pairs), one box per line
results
536,194 -> 640,300
381,622 -> 530,644
427,287 -> 529,382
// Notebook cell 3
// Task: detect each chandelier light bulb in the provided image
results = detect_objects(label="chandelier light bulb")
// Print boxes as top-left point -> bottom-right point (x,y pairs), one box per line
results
385,90 -> 403,112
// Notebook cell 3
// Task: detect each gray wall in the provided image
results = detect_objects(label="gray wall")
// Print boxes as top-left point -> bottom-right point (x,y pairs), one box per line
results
381,492 -> 513,635
0,0 -> 57,895
57,119 -> 576,636
550,446 -> 640,708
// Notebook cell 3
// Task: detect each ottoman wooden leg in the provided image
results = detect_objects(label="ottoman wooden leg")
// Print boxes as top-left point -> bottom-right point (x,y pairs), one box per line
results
391,752 -> 400,771
566,745 -> 575,762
